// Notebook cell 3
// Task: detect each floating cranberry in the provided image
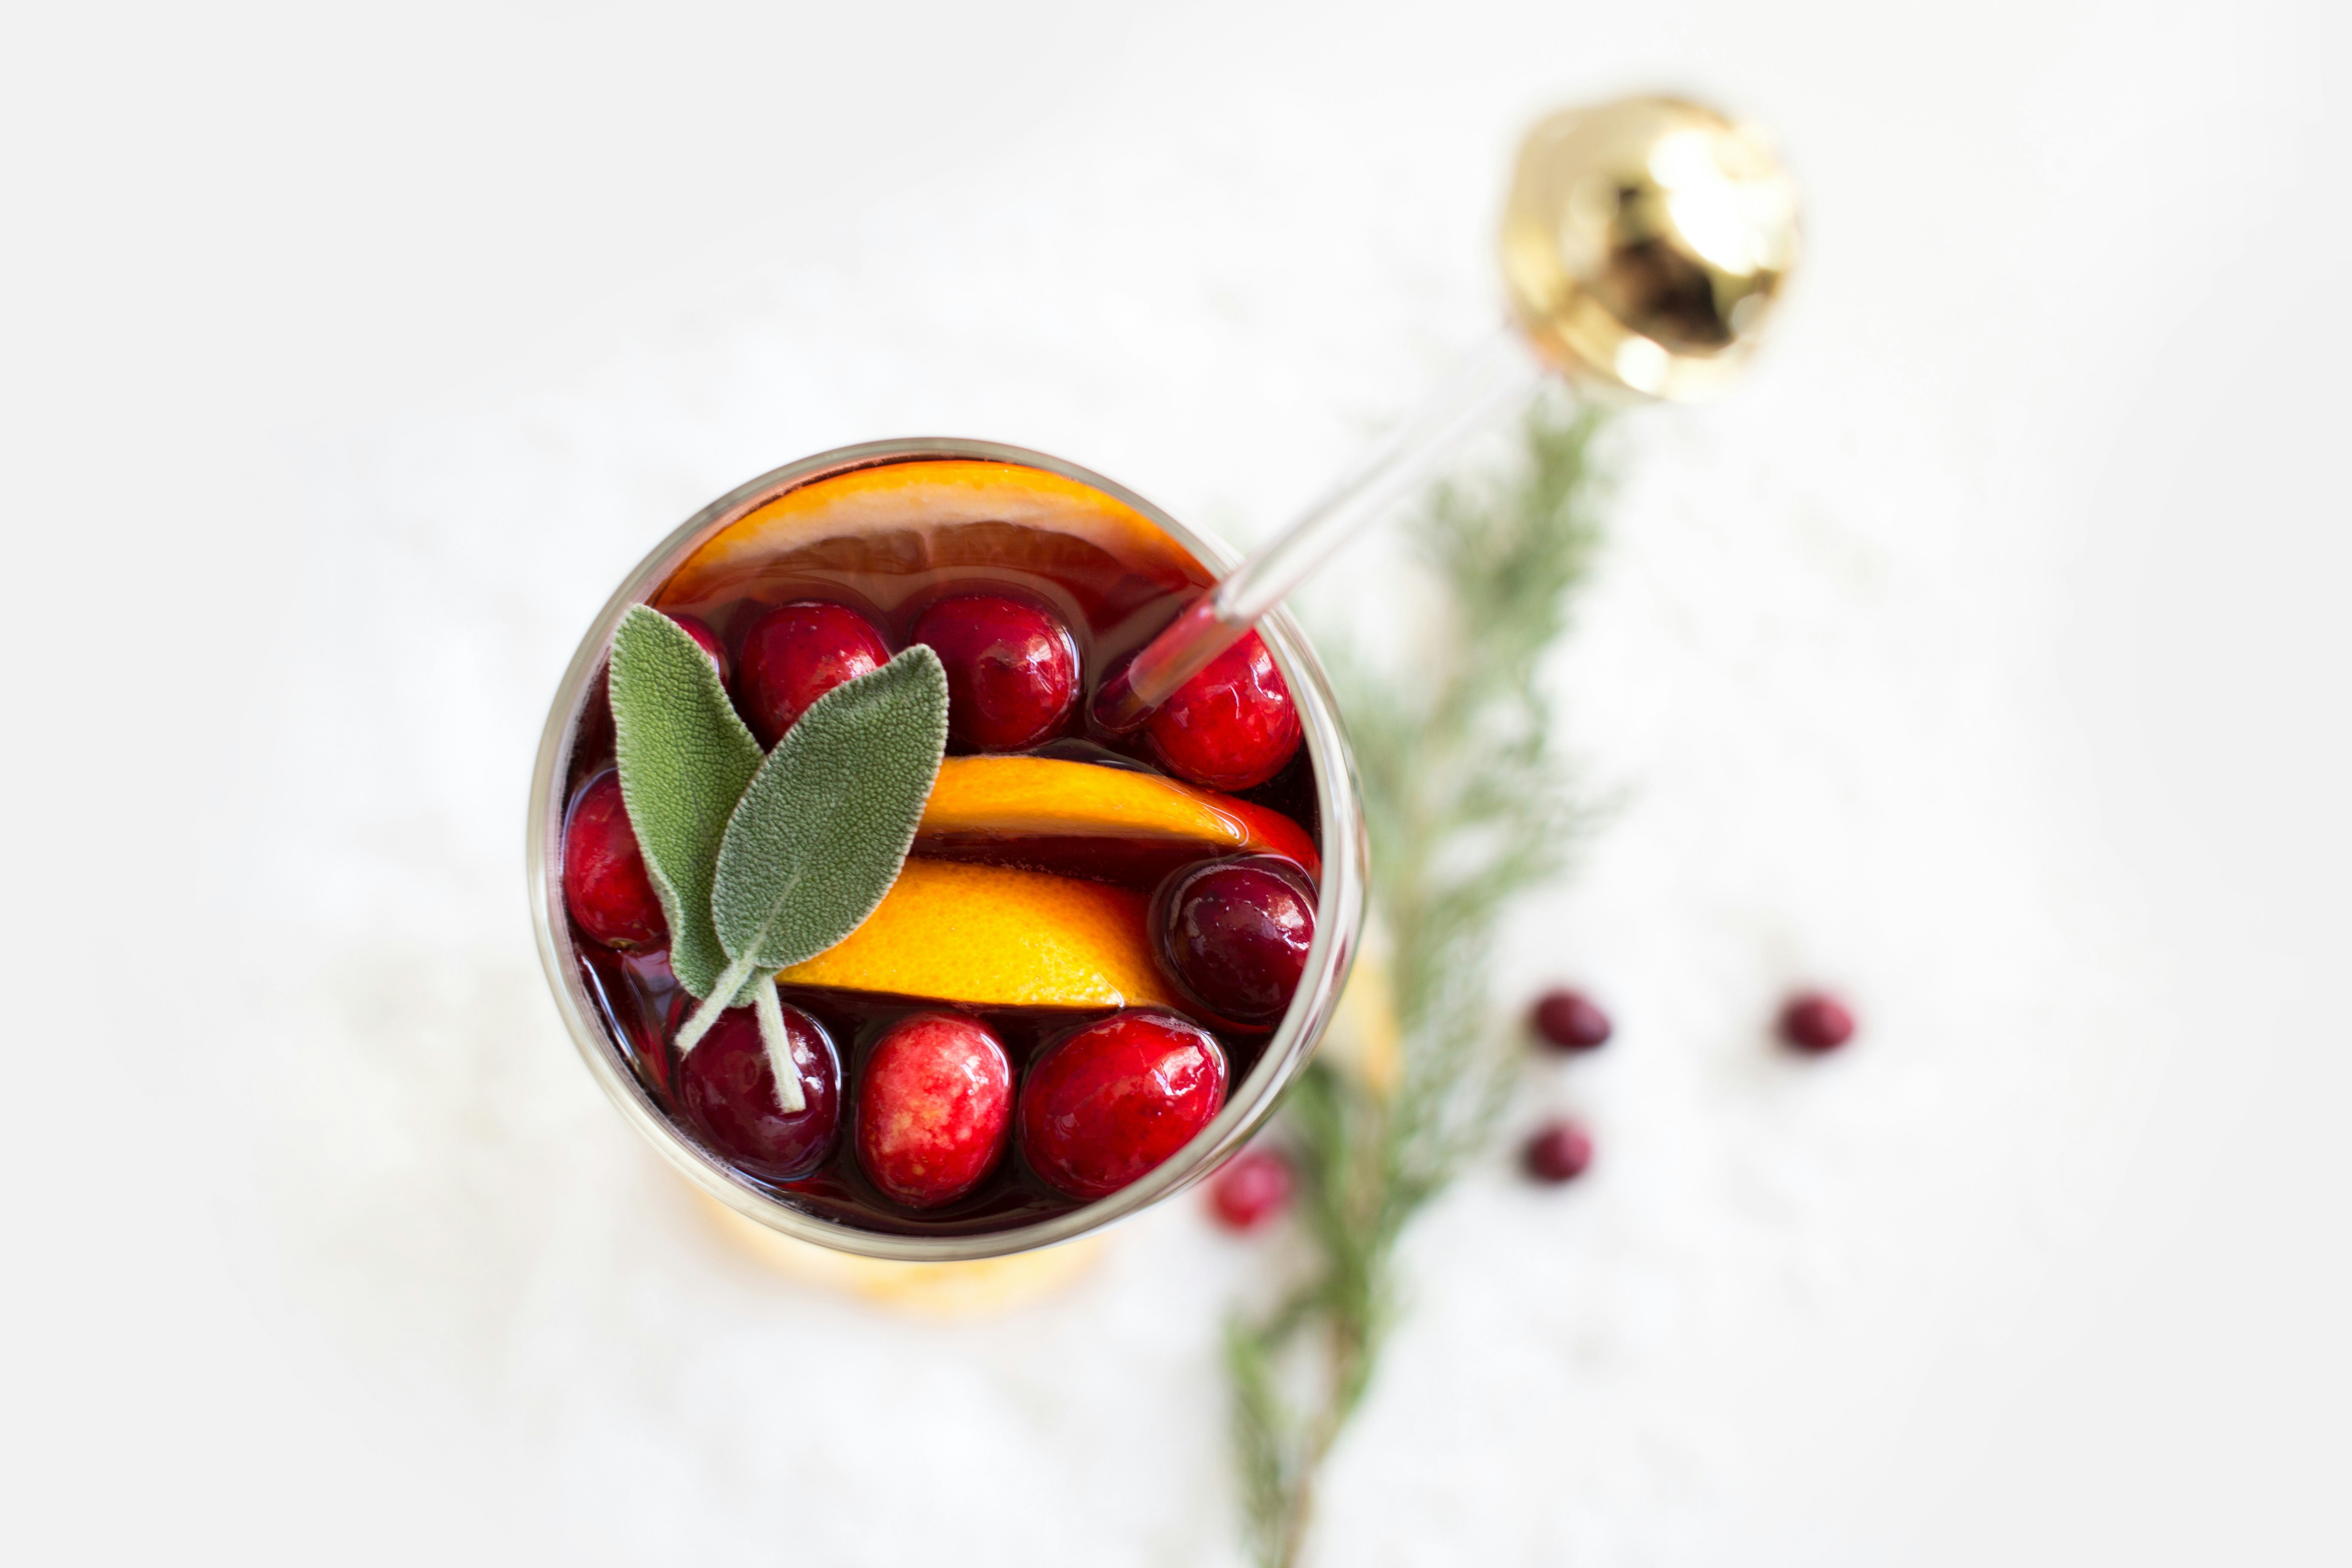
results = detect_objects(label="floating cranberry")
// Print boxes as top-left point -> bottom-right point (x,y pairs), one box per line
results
1152,856 -> 1316,1025
591,946 -> 679,1097
563,770 -> 668,951
677,1000 -> 842,1182
910,594 -> 1080,752
1531,989 -> 1612,1052
854,1012 -> 1014,1210
1207,1147 -> 1292,1231
1523,1119 -> 1593,1183
667,612 -> 732,688
736,600 -> 893,745
1018,1011 -> 1228,1201
1144,630 -> 1302,790
1779,991 -> 1856,1054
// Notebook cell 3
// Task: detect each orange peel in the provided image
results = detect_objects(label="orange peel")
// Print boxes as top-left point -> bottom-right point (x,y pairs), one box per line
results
775,858 -> 1175,1010
654,459 -> 1210,614
915,755 -> 1319,884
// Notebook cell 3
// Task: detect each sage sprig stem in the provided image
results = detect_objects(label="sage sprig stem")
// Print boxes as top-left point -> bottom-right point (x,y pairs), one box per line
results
668,948 -> 797,1110
752,984 -> 807,1115
670,949 -> 762,1055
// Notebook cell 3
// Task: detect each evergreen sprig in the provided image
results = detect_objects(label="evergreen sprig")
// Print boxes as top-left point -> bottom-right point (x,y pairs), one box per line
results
1227,395 -> 1611,1568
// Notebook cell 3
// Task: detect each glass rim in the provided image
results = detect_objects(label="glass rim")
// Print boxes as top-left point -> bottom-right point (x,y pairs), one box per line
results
526,437 -> 1366,1262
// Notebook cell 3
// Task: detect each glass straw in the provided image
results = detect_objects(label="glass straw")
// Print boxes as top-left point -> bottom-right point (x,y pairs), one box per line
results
1089,328 -> 1550,733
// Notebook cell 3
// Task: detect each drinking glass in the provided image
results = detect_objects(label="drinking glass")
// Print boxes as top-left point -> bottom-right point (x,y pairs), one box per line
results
527,438 -> 1367,1261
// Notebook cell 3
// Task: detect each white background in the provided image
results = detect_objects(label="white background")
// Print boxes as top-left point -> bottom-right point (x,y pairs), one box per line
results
3,2 -> 2346,1563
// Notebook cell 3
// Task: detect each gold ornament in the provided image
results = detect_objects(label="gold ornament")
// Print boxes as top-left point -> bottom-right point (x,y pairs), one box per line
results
1501,95 -> 1801,400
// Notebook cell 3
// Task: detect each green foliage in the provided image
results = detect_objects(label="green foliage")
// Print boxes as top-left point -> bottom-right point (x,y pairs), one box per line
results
712,645 -> 948,978
1228,396 -> 1611,1567
609,616 -> 945,1109
608,606 -> 764,999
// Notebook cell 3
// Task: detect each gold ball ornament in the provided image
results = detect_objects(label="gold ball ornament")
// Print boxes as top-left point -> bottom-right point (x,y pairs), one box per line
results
1501,95 -> 1801,401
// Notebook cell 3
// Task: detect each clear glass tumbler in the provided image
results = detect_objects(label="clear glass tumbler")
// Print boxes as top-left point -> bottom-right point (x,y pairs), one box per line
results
527,438 -> 1366,1261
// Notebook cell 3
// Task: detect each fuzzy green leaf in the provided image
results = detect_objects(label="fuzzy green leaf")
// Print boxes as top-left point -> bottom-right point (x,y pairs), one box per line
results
710,645 -> 948,982
607,605 -> 763,999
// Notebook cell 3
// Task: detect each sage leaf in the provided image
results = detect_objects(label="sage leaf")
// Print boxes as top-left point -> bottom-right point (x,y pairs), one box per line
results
607,605 -> 762,999
710,644 -> 949,980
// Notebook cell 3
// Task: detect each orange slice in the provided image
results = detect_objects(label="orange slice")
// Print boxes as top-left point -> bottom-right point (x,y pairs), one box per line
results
774,858 -> 1176,1010
915,755 -> 1320,885
653,459 -> 1212,616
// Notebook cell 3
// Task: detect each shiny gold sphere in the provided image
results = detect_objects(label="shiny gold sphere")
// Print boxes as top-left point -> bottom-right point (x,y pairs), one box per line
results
1501,95 -> 1800,400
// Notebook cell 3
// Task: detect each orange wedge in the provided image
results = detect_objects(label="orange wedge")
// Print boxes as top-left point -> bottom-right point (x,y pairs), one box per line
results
774,858 -> 1176,1010
653,459 -> 1212,616
915,755 -> 1320,885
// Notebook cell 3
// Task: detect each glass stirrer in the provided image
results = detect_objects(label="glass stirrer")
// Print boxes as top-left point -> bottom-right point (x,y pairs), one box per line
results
1089,94 -> 1803,734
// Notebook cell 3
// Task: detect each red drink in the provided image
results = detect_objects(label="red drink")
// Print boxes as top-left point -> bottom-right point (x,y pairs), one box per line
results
542,450 -> 1351,1244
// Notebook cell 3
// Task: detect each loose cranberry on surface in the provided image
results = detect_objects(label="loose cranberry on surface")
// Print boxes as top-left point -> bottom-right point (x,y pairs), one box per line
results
678,1001 -> 842,1182
1523,1119 -> 1593,1184
1144,630 -> 1302,791
736,600 -> 893,746
910,594 -> 1080,752
1018,1011 -> 1229,1201
1207,1147 -> 1293,1231
1779,991 -> 1856,1054
854,1012 -> 1014,1210
563,770 -> 668,951
1152,856 -> 1316,1025
667,612 -> 732,687
1531,989 -> 1612,1053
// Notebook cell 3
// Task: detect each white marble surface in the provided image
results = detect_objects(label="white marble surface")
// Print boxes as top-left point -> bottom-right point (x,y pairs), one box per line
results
4,3 -> 2346,1563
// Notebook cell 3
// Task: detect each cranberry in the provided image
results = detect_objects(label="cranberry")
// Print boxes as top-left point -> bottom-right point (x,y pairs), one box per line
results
910,594 -> 1080,752
1523,1119 -> 1593,1183
563,770 -> 668,951
1018,1011 -> 1228,1201
736,601 -> 893,745
677,1000 -> 842,1182
667,612 -> 731,687
584,945 -> 678,1096
1144,630 -> 1302,790
1531,989 -> 1611,1052
854,1012 -> 1014,1210
1780,991 -> 1856,1054
1207,1147 -> 1292,1231
1152,856 -> 1316,1025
